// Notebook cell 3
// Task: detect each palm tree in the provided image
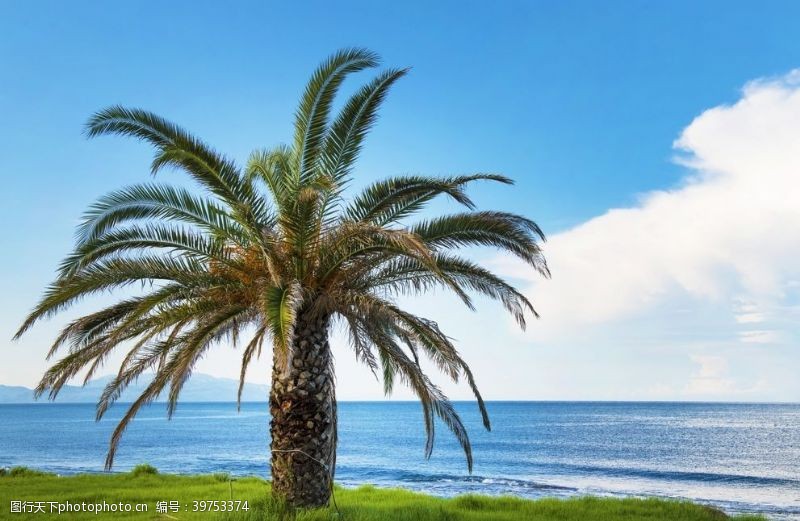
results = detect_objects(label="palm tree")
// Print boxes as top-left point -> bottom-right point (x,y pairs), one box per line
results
15,49 -> 548,508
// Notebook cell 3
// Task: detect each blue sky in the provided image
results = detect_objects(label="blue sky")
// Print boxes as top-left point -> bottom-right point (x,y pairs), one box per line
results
2,1 -> 799,401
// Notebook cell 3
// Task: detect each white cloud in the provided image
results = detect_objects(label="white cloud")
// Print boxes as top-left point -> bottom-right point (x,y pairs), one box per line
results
503,70 -> 800,343
735,313 -> 766,324
733,299 -> 766,324
681,355 -> 767,398
738,330 -> 781,344
691,355 -> 728,378
683,355 -> 736,396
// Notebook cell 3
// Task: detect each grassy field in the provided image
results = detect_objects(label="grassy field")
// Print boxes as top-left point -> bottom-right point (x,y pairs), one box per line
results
0,466 -> 766,521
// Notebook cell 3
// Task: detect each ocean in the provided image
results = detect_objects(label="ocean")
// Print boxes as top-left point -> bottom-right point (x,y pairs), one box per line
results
0,402 -> 797,519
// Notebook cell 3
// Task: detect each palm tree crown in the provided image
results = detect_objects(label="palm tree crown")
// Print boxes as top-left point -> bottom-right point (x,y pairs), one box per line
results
15,48 -> 548,473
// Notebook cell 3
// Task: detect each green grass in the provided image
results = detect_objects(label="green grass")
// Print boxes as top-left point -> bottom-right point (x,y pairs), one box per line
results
0,466 -> 766,521
129,464 -> 159,477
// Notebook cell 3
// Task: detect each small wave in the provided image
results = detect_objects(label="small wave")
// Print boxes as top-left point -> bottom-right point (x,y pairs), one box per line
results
559,463 -> 800,488
336,467 -> 576,492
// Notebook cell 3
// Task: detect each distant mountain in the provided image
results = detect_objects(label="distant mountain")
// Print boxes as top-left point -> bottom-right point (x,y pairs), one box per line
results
0,374 -> 269,404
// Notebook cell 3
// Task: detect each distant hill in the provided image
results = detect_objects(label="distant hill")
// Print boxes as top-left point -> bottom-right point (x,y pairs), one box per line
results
0,374 -> 269,404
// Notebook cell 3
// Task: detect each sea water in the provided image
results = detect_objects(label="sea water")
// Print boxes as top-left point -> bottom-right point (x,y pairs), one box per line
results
0,402 -> 798,519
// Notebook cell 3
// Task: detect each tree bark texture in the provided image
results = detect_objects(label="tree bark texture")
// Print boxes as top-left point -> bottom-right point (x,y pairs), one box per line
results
269,311 -> 336,508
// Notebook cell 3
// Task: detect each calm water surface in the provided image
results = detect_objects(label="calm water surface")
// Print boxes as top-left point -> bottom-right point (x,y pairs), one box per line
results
0,402 -> 798,519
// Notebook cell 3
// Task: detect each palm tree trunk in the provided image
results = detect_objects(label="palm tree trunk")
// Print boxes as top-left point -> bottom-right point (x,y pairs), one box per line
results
269,311 -> 336,508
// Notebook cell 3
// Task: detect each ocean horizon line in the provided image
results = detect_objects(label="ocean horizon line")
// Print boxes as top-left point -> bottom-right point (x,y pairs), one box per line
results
2,399 -> 798,405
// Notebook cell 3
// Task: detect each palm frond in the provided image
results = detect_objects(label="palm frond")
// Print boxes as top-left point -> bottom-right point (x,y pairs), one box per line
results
315,68 -> 410,225
15,255 -> 223,339
86,108 -> 251,207
262,282 -> 302,370
366,254 -> 538,325
238,326 -> 266,411
412,211 -> 549,276
76,183 -> 248,245
165,305 -> 249,418
321,68 -> 409,185
292,48 -> 379,186
365,326 -> 474,471
346,174 -> 512,225
60,224 -> 229,278
246,146 -> 293,212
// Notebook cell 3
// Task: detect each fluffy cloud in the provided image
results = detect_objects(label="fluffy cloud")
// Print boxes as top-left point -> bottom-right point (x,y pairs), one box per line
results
502,71 -> 800,345
683,355 -> 736,396
681,354 -> 768,397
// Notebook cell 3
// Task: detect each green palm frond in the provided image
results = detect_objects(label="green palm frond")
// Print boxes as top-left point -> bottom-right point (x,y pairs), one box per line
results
60,224 -> 229,278
245,146 -> 293,212
87,108 -> 251,206
346,174 -> 512,225
238,326 -> 266,411
16,255 -> 223,339
76,183 -> 249,245
321,68 -> 409,186
46,299 -> 142,359
292,48 -> 379,186
365,327 -> 474,470
103,357 -> 179,469
368,254 -> 537,325
165,305 -> 250,418
263,282 -> 302,369
315,68 -> 410,225
96,329 -> 185,420
413,211 -> 549,276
